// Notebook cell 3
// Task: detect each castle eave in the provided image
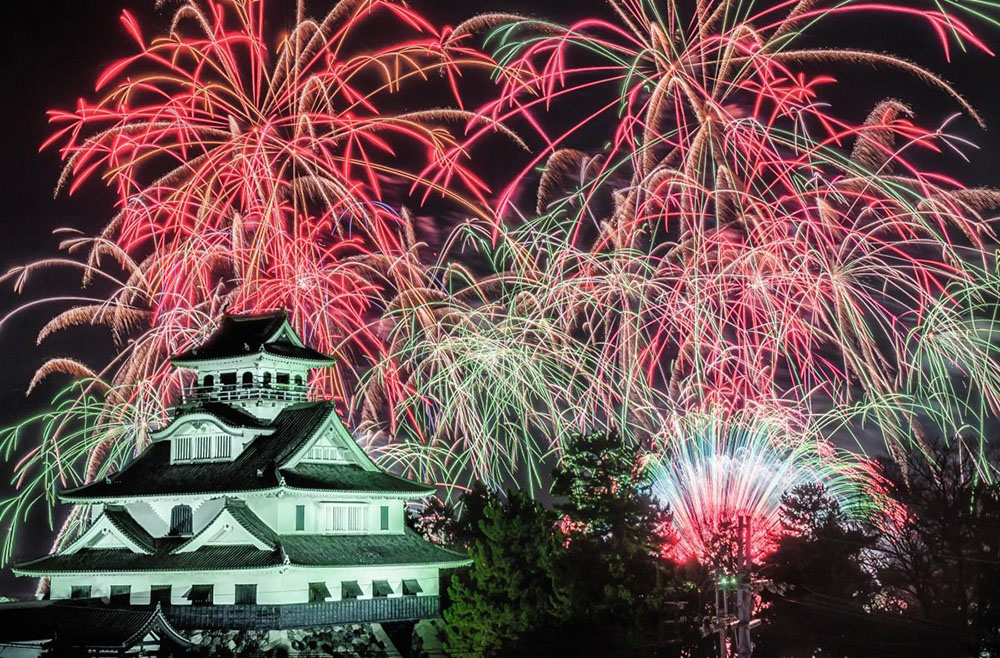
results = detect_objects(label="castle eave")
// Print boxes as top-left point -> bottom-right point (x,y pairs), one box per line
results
15,531 -> 470,576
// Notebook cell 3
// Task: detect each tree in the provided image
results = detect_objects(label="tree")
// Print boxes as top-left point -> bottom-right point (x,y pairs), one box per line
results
409,482 -> 491,552
549,429 -> 682,656
442,430 -> 690,657
873,443 -> 1000,658
443,492 -> 563,658
756,484 -> 889,658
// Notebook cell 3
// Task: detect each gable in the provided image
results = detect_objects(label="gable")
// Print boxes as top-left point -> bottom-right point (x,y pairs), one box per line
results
152,413 -> 270,464
282,409 -> 376,471
266,319 -> 305,348
173,505 -> 272,553
63,512 -> 152,555
85,531 -> 130,550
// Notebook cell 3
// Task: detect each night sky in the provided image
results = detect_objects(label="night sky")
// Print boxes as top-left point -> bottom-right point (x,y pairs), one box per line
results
3,0 -> 1000,597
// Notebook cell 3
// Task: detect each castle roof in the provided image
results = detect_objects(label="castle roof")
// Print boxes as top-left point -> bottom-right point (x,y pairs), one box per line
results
0,600 -> 190,650
171,311 -> 334,365
15,498 -> 468,576
61,402 -> 432,501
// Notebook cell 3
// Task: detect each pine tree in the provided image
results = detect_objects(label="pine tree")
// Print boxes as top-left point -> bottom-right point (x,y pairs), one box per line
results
443,492 -> 562,658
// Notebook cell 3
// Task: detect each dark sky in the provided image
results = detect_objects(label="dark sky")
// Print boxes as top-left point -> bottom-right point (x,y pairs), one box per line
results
2,0 -> 1000,596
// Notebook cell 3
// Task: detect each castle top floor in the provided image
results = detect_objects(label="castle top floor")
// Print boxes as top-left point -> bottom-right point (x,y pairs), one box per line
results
172,312 -> 334,419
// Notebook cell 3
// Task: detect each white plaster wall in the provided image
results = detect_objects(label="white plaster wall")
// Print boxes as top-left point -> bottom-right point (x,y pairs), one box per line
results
251,497 -> 404,535
48,564 -> 442,605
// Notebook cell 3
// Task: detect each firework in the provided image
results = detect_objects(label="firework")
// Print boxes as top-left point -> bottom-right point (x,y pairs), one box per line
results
0,378 -> 166,564
0,0 -> 520,560
478,0 -> 1000,472
24,0 -> 513,404
648,407 -> 878,564
5,0 -> 1000,570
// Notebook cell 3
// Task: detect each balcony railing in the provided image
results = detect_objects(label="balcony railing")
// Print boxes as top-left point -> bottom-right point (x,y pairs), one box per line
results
162,596 -> 440,630
181,384 -> 311,405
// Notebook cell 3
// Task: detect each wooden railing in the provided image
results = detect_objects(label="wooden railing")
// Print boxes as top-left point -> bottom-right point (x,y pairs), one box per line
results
163,595 -> 440,630
180,384 -> 311,405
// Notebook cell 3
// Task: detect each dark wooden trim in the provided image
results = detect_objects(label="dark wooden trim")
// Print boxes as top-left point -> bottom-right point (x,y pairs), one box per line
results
163,595 -> 440,630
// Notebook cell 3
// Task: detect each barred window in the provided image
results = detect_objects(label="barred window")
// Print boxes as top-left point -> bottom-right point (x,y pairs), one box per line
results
170,505 -> 193,536
322,504 -> 367,532
214,435 -> 232,459
174,434 -> 234,462
306,444 -> 344,462
174,437 -> 192,461
195,435 -> 212,460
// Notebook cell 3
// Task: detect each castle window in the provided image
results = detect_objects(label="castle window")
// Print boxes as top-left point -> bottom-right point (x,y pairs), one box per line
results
306,444 -> 344,462
235,584 -> 257,605
71,585 -> 91,600
186,585 -> 213,606
174,434 -> 233,462
170,504 -> 193,536
262,372 -> 272,388
202,374 -> 215,389
308,582 -> 331,602
220,372 -> 237,390
110,585 -> 131,605
402,580 -> 422,596
380,506 -> 390,531
214,435 -> 232,459
294,374 -> 303,387
276,372 -> 290,387
173,436 -> 192,461
372,580 -> 393,598
322,504 -> 366,532
150,585 -> 171,606
242,372 -> 254,388
195,436 -> 212,460
295,505 -> 306,532
341,581 -> 362,600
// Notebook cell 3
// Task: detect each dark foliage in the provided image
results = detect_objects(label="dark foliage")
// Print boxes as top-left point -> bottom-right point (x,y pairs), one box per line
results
872,443 -> 1000,657
440,436 -> 1000,658
443,430 -> 687,657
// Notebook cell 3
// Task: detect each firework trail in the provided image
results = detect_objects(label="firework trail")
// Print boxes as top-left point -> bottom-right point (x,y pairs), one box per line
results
473,0 -> 1000,468
648,406 -> 881,563
0,0 -> 521,558
5,0 -> 1000,566
27,0 -> 514,401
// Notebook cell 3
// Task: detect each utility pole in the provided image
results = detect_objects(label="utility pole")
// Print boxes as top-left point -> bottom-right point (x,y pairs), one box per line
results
706,516 -> 762,658
736,515 -> 752,658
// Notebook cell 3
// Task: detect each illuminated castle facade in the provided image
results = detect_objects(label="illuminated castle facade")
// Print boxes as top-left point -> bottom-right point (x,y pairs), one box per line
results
15,312 -> 467,628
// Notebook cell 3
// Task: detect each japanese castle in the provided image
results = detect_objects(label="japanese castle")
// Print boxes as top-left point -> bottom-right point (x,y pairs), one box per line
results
13,312 -> 469,631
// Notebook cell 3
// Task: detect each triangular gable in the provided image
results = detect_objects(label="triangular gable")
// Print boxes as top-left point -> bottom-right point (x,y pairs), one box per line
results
281,407 -> 377,471
173,501 -> 273,554
63,511 -> 152,555
265,317 -> 305,348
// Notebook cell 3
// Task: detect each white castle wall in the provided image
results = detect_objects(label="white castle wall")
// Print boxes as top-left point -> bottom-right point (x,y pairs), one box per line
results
48,564 -> 441,605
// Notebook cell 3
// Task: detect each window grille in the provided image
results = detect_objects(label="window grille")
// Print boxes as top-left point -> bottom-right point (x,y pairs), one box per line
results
195,436 -> 212,460
170,505 -> 193,535
306,444 -> 343,462
214,435 -> 232,459
322,504 -> 366,532
174,437 -> 192,461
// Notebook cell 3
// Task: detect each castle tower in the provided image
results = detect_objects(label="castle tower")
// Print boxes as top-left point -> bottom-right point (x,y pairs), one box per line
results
14,311 -> 468,630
